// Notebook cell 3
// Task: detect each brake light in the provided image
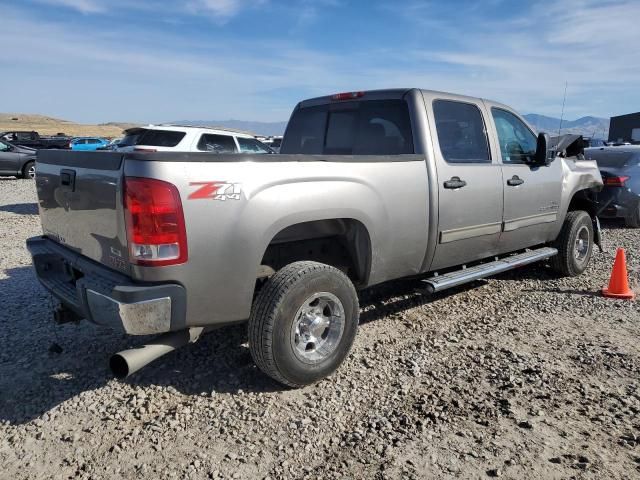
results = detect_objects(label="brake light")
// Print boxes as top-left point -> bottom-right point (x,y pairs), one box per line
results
604,176 -> 629,187
124,177 -> 188,266
331,91 -> 365,101
134,147 -> 157,153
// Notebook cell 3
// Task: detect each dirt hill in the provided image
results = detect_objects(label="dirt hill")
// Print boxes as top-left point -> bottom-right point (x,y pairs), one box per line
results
0,113 -> 138,138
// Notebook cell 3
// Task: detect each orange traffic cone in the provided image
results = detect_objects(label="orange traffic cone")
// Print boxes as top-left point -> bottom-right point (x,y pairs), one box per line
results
602,248 -> 635,300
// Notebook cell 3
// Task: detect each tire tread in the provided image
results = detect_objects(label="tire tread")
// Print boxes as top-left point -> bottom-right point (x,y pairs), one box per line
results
248,261 -> 358,388
550,210 -> 592,276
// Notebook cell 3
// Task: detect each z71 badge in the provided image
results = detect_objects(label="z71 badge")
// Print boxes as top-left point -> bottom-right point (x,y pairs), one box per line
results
188,182 -> 242,201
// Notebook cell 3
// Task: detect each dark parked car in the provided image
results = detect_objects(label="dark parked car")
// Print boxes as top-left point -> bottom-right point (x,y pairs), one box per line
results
586,146 -> 640,227
0,140 -> 37,179
0,131 -> 70,149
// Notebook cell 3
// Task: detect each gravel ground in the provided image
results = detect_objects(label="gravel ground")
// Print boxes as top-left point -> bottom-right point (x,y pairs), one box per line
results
1,178 -> 639,480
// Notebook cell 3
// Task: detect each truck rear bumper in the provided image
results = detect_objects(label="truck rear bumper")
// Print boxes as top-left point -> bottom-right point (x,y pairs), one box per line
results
26,236 -> 186,335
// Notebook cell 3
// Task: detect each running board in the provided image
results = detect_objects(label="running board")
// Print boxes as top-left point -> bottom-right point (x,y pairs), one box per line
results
421,247 -> 558,293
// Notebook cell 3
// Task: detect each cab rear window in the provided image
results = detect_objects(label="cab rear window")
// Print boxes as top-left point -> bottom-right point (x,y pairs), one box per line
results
281,100 -> 414,155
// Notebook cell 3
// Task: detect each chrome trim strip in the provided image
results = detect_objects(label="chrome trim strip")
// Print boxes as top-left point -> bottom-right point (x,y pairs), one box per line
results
439,222 -> 502,244
503,212 -> 558,232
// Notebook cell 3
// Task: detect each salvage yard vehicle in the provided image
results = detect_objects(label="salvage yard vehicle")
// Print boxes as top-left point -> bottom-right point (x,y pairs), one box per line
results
586,146 -> 640,227
118,124 -> 273,154
0,130 -> 70,149
0,139 -> 37,178
27,88 -> 603,387
70,137 -> 110,151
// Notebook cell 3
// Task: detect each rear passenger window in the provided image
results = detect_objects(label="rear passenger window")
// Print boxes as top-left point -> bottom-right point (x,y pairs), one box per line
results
433,100 -> 491,163
197,134 -> 237,153
137,130 -> 186,147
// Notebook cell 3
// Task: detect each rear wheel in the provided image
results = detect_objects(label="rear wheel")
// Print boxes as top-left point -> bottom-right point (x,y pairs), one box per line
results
22,161 -> 35,180
248,261 -> 359,388
625,202 -> 640,228
550,210 -> 594,276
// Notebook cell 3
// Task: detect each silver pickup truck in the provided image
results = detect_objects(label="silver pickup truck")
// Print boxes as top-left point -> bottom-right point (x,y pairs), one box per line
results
27,88 -> 602,387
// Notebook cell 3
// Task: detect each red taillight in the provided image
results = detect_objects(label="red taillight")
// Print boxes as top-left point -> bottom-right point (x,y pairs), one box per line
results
124,177 -> 188,266
604,176 -> 629,187
133,147 -> 157,153
331,91 -> 364,101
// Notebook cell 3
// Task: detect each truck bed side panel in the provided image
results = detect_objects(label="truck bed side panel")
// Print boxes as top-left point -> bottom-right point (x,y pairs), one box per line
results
124,156 -> 429,326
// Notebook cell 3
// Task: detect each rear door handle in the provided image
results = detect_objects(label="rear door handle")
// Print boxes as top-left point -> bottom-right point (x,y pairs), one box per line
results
507,175 -> 524,186
443,176 -> 467,189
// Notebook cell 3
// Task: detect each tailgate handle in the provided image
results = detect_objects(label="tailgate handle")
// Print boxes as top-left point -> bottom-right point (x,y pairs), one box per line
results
60,169 -> 76,191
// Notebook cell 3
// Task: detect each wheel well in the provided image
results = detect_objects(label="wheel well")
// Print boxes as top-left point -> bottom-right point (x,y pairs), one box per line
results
567,189 -> 598,218
22,159 -> 35,175
260,219 -> 371,286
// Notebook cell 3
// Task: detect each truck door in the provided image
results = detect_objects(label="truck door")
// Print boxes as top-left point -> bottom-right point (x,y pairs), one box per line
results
426,96 -> 504,270
486,105 -> 563,252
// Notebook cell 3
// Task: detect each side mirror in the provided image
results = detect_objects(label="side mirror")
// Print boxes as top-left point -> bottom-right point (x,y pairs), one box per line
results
534,132 -> 554,166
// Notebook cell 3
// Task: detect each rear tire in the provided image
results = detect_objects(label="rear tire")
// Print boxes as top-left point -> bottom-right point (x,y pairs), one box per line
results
625,202 -> 640,228
21,161 -> 35,180
550,210 -> 594,276
248,261 -> 359,388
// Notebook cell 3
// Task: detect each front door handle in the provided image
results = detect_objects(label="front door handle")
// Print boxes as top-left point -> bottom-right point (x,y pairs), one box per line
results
443,176 -> 467,189
507,175 -> 524,187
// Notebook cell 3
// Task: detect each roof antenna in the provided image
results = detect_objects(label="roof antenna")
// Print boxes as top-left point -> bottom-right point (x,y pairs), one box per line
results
558,81 -> 568,136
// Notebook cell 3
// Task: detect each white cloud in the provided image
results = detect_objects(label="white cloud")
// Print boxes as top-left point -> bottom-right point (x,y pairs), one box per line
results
393,0 -> 640,118
34,0 -> 106,14
187,0 -> 268,21
3,0 -> 640,122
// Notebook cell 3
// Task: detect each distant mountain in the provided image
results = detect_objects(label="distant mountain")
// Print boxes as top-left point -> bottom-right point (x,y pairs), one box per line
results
173,114 -> 610,139
523,114 -> 609,139
171,119 -> 288,136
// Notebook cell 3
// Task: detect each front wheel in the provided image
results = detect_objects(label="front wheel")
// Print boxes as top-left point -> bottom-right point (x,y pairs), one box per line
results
22,161 -> 36,179
550,210 -> 594,276
248,261 -> 359,388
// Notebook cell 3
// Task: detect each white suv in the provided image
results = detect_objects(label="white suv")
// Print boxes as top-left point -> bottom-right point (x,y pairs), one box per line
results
117,124 -> 273,154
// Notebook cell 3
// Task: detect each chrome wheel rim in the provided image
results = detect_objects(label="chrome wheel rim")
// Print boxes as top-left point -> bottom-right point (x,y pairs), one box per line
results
290,292 -> 344,364
28,164 -> 36,179
574,225 -> 590,261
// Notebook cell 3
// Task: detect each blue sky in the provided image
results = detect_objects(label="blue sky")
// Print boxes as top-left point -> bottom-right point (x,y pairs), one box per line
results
2,0 -> 639,123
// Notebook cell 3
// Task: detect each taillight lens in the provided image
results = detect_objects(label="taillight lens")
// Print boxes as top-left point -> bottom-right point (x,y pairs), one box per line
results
331,91 -> 364,101
133,147 -> 158,153
604,175 -> 629,187
124,177 -> 188,266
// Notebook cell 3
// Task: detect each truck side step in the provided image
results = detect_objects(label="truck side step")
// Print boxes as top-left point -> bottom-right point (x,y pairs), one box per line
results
421,247 -> 558,293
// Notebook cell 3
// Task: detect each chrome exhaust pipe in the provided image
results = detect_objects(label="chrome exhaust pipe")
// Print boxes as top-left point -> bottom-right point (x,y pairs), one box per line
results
110,327 -> 204,378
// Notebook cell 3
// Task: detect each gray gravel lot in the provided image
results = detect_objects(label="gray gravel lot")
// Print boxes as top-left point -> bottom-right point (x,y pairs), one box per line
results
1,177 -> 639,479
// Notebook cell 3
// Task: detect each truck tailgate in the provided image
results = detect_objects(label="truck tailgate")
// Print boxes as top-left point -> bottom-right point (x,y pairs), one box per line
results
35,150 -> 131,274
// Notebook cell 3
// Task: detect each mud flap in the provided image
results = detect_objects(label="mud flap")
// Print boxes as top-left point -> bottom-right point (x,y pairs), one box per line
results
593,216 -> 603,253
